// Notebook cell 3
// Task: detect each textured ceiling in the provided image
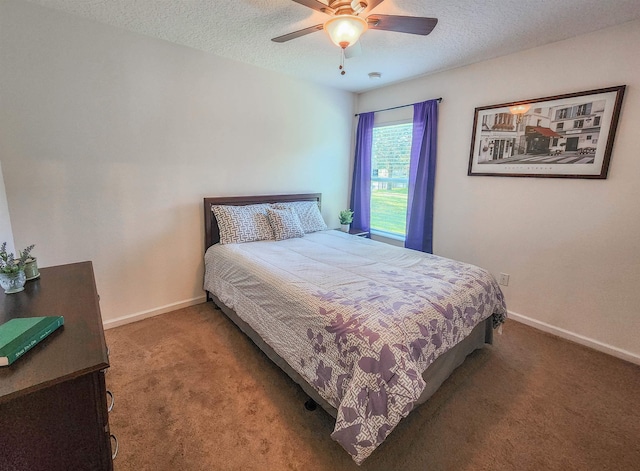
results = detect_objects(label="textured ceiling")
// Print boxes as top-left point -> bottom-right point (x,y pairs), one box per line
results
23,0 -> 640,93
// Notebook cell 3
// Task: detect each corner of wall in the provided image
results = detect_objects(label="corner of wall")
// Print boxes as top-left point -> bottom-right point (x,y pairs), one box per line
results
0,162 -> 15,253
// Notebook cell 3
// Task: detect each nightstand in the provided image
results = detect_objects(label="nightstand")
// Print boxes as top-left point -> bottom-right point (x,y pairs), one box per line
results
336,228 -> 369,238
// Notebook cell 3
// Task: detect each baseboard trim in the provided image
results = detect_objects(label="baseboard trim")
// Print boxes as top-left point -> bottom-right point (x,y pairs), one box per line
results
102,300 -> 639,365
103,295 -> 207,330
508,310 -> 640,366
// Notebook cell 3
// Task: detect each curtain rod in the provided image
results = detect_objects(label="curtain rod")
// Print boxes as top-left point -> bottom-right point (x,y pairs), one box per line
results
354,97 -> 442,117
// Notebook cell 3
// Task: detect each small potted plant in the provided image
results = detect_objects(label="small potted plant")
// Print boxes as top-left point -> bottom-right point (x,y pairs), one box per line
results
339,209 -> 354,232
24,253 -> 40,280
0,242 -> 35,294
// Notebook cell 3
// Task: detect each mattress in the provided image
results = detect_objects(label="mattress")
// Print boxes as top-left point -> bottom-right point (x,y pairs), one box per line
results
204,230 -> 506,463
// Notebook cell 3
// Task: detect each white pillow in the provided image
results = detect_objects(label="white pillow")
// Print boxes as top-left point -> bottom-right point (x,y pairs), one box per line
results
272,201 -> 327,233
267,207 -> 305,241
212,204 -> 274,244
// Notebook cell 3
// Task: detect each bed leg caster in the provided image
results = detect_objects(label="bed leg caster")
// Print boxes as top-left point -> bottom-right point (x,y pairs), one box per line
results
304,398 -> 317,411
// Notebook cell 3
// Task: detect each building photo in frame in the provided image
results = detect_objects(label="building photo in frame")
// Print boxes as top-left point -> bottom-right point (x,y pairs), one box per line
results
468,85 -> 626,178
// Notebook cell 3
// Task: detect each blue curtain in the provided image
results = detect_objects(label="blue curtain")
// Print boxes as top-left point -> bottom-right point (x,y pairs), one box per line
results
350,112 -> 374,232
405,100 -> 438,252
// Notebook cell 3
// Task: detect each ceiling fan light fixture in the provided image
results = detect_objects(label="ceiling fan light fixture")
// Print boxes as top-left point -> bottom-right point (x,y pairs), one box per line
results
324,15 -> 368,49
350,1 -> 367,15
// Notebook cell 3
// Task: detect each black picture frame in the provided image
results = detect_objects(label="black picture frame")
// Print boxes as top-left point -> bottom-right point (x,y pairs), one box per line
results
468,85 -> 626,178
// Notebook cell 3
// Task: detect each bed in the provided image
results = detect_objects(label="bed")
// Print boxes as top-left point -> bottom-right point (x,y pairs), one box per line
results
203,193 -> 507,464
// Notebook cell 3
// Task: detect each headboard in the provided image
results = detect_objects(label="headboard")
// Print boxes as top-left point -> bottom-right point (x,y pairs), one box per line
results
203,193 -> 322,252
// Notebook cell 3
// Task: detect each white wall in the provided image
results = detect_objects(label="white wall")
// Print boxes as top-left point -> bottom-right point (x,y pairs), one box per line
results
357,20 -> 640,361
0,1 -> 354,325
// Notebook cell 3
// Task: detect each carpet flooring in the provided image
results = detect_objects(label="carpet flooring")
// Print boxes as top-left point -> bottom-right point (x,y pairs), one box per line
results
104,302 -> 640,470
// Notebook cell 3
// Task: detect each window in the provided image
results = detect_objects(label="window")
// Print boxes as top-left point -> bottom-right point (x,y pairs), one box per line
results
594,116 -> 601,126
481,115 -> 488,130
491,113 -> 514,131
370,123 -> 412,238
576,103 -> 592,116
556,122 -> 564,130
574,119 -> 584,128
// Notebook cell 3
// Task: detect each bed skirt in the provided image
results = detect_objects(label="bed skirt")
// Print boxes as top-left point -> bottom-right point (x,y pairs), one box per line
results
208,293 -> 493,419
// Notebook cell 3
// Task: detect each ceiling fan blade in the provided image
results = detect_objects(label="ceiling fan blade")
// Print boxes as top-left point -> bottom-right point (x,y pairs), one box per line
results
359,0 -> 385,15
344,41 -> 362,59
366,14 -> 438,35
290,0 -> 335,15
272,24 -> 324,43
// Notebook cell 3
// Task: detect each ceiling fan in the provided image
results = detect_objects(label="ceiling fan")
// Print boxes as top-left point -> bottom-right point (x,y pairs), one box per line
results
272,1 -> 438,58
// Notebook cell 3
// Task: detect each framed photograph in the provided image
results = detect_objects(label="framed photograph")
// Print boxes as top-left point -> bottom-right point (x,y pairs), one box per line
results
468,85 -> 625,178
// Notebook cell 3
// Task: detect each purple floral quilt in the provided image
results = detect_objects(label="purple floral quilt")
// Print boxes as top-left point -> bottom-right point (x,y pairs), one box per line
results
204,230 -> 506,464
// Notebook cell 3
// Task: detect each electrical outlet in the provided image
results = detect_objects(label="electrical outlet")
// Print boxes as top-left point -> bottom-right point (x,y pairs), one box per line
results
499,273 -> 510,286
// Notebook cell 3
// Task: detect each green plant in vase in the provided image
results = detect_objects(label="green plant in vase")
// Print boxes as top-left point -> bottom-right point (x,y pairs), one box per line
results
24,254 -> 40,280
0,242 -> 35,294
339,209 -> 354,232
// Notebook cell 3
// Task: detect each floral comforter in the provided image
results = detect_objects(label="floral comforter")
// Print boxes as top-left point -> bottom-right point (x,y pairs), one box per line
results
204,230 -> 506,464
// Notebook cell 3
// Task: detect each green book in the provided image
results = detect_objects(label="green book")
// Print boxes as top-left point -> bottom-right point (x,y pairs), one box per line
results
0,316 -> 64,366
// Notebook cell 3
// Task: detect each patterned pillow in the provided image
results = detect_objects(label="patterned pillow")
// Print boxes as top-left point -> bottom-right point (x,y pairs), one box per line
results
272,201 -> 327,233
267,207 -> 305,241
212,204 -> 274,244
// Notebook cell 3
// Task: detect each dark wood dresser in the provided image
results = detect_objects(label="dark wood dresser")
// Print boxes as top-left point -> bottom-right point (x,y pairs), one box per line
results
0,261 -> 114,471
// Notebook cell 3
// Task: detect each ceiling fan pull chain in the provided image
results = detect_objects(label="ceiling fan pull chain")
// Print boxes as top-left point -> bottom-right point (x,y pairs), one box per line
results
339,47 -> 346,75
